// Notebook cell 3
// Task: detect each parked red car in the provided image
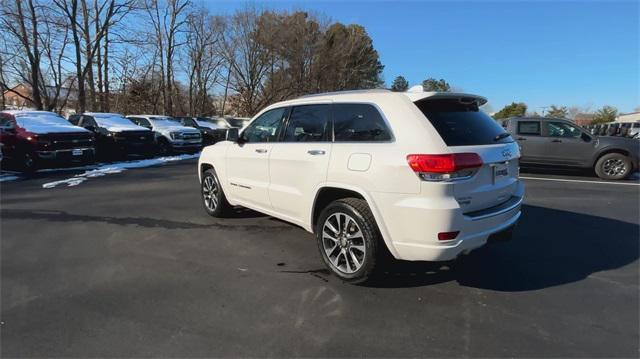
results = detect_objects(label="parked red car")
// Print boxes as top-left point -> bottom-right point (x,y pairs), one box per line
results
0,110 -> 95,172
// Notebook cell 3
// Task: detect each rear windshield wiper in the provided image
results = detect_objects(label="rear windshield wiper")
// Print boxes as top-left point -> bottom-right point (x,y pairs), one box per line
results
493,133 -> 511,141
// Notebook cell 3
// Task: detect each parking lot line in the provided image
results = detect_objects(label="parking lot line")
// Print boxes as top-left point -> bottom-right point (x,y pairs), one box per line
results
520,176 -> 640,186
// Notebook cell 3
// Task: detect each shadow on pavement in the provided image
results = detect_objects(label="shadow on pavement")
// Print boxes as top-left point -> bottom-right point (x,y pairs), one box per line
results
363,204 -> 639,291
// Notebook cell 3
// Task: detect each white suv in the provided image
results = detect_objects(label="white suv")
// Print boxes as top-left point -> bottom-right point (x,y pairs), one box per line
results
198,89 -> 524,282
127,115 -> 202,154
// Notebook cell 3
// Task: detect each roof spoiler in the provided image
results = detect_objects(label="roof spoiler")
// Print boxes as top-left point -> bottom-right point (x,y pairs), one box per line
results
403,91 -> 488,106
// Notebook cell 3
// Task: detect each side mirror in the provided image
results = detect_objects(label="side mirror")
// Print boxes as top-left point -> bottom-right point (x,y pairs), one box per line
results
581,132 -> 592,142
226,127 -> 240,142
84,125 -> 96,132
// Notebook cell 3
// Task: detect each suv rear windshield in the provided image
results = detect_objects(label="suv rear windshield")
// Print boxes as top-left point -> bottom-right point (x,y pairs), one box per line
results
415,99 -> 513,146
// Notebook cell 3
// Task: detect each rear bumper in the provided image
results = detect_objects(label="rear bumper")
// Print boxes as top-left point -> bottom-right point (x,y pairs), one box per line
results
372,181 -> 525,261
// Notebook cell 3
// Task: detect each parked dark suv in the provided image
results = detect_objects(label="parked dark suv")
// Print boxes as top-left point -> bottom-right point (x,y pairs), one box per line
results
0,110 -> 95,171
69,113 -> 156,160
504,117 -> 639,180
175,117 -> 230,145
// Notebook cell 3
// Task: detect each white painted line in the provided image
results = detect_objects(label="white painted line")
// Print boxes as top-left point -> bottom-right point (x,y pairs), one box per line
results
520,176 -> 640,186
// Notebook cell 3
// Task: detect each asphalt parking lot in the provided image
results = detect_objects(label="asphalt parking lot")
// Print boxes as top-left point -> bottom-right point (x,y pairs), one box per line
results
1,159 -> 638,357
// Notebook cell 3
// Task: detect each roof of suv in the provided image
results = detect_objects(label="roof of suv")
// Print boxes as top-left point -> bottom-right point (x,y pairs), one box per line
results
266,89 -> 487,110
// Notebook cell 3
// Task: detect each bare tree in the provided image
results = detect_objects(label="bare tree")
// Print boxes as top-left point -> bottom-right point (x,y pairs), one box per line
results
221,7 -> 273,116
53,0 -> 134,112
185,8 -> 224,116
145,0 -> 190,116
1,0 -> 44,109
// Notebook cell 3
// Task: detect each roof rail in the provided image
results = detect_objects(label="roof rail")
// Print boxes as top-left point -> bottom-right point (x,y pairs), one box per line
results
299,88 -> 390,99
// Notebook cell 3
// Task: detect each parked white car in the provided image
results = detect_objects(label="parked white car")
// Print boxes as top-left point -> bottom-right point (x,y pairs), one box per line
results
127,115 -> 202,154
198,89 -> 524,282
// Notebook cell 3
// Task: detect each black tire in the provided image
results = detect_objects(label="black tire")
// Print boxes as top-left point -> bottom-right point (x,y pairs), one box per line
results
201,169 -> 232,217
157,138 -> 173,156
594,153 -> 632,180
20,152 -> 38,173
315,198 -> 384,284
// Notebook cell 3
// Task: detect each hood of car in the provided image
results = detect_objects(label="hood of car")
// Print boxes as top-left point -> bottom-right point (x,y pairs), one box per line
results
157,125 -> 200,134
23,123 -> 91,134
104,124 -> 151,132
194,120 -> 219,130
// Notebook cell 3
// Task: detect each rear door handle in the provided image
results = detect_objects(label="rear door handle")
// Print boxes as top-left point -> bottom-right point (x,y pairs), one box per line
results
307,150 -> 326,156
517,137 -> 526,141
255,148 -> 267,153
551,139 -> 562,143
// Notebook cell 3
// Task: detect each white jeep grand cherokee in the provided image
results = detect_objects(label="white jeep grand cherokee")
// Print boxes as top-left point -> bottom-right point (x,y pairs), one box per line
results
198,89 -> 524,283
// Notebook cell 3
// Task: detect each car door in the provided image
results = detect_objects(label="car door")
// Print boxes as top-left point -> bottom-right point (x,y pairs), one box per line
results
269,104 -> 332,222
514,120 -> 546,163
542,121 -> 594,166
225,107 -> 288,211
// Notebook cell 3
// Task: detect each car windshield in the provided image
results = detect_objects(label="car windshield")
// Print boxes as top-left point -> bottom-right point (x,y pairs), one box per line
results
195,118 -> 222,128
16,115 -> 73,128
150,117 -> 180,127
93,115 -> 137,127
415,99 -> 513,146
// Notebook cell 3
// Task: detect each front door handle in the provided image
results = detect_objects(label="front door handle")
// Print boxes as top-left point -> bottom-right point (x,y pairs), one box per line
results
517,137 -> 526,141
551,139 -> 562,143
307,150 -> 326,156
255,148 -> 267,153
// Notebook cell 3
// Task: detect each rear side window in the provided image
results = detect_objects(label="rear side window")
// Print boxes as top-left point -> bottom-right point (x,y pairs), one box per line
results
415,99 -> 512,146
333,103 -> 391,142
283,105 -> 330,142
518,121 -> 541,135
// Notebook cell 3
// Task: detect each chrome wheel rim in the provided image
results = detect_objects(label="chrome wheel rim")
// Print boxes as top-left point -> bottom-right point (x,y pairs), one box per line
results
603,158 -> 626,176
322,212 -> 366,274
202,176 -> 218,211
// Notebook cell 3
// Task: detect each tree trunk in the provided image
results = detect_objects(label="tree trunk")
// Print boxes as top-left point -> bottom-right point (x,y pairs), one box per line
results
81,0 -> 96,111
103,23 -> 110,111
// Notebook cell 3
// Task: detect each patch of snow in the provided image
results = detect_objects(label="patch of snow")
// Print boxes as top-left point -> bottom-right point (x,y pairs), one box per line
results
41,152 -> 199,189
16,116 -> 90,134
92,115 -> 147,131
0,175 -> 20,182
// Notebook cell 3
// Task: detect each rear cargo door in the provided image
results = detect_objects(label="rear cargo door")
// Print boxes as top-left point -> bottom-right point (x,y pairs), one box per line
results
414,97 -> 521,212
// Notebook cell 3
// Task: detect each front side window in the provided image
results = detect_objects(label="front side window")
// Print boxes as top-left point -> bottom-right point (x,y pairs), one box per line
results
241,108 -> 287,143
283,105 -> 330,142
333,103 -> 391,142
546,121 -> 581,138
518,121 -> 541,135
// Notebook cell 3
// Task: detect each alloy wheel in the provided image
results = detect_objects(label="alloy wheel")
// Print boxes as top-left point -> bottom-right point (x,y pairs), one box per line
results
603,158 -> 627,176
322,212 -> 366,274
202,176 -> 218,211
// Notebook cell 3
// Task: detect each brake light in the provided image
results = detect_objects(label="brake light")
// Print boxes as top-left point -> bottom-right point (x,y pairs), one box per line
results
407,153 -> 483,181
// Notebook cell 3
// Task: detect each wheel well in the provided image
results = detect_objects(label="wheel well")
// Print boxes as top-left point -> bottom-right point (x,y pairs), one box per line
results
312,187 -> 365,230
200,163 -> 213,175
595,149 -> 631,165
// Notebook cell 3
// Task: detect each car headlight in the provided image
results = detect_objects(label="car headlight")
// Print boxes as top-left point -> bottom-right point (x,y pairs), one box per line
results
170,132 -> 183,140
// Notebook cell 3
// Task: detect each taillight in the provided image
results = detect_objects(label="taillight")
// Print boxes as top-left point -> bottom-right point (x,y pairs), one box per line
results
407,153 -> 483,181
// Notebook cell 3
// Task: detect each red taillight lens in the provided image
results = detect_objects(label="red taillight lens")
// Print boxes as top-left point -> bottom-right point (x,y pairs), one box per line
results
438,231 -> 460,241
407,153 -> 483,173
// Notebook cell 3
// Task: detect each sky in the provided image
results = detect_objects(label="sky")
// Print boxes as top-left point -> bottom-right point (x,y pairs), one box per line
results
202,0 -> 639,114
